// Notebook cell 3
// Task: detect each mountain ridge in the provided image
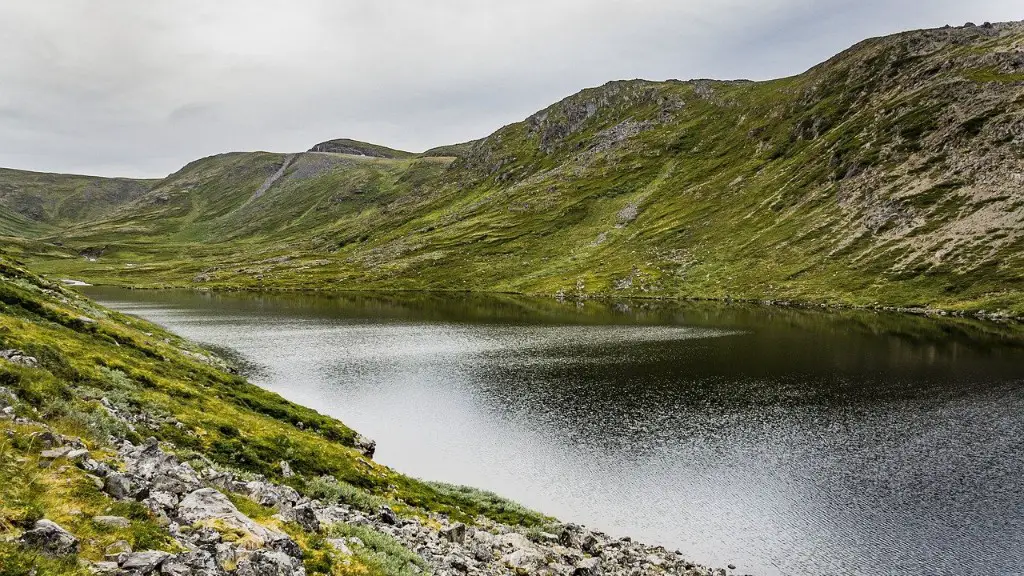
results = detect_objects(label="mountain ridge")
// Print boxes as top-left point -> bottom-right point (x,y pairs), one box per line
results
1,20 -> 1023,317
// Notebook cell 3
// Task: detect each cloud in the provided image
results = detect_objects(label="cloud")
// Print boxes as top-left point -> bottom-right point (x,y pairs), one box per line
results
0,0 -> 1020,177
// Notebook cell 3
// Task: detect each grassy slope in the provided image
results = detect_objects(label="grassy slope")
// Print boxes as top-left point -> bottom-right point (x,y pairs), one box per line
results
0,252 -> 548,573
0,167 -> 157,230
9,22 -> 1024,317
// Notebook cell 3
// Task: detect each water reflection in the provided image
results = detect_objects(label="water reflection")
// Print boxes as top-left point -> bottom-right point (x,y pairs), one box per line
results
85,288 -> 1024,576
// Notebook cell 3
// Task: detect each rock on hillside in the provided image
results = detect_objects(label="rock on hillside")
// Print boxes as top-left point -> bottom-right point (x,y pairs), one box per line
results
307,138 -> 415,159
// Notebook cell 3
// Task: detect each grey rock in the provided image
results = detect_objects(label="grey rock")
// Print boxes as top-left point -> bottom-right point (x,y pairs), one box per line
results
89,561 -> 121,574
160,550 -> 222,576
291,503 -> 320,533
354,433 -> 376,458
1,349 -> 38,367
121,550 -> 171,574
104,472 -> 133,500
40,446 -> 73,460
279,460 -> 294,478
66,448 -> 90,462
378,505 -> 399,525
19,519 -> 79,556
93,515 -> 131,528
327,538 -> 352,555
235,550 -> 306,576
502,548 -> 547,572
441,522 -> 467,544
574,557 -> 602,576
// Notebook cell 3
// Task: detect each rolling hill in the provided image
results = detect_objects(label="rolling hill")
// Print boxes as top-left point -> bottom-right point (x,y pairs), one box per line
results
3,20 -> 1024,316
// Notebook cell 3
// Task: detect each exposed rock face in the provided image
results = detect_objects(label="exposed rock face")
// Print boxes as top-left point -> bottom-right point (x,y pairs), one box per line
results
14,395 -> 724,576
354,433 -> 376,458
0,349 -> 37,367
19,519 -> 79,556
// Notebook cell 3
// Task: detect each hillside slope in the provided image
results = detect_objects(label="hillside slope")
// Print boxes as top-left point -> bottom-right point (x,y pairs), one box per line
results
8,21 -> 1024,316
2,253 -> 730,575
0,168 -> 157,230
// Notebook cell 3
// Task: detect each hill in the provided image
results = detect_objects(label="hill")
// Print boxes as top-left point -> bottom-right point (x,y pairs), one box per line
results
308,139 -> 416,159
0,167 -> 157,229
4,20 -> 1024,317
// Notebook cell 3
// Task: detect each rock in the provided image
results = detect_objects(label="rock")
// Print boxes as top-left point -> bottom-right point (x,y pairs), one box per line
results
93,515 -> 131,528
581,532 -> 603,554
502,548 -> 547,572
104,540 -> 132,563
19,519 -> 79,555
327,538 -> 352,555
441,523 -> 467,544
104,472 -> 133,499
87,474 -> 106,490
40,446 -> 73,460
235,550 -> 306,576
559,525 -> 582,548
160,550 -> 221,576
121,550 -> 171,574
574,557 -> 602,576
89,561 -> 121,574
378,505 -> 399,525
291,503 -> 320,533
446,553 -> 471,572
66,448 -> 90,462
728,564 -> 737,570
1,349 -> 38,367
354,434 -> 376,458
279,460 -> 294,478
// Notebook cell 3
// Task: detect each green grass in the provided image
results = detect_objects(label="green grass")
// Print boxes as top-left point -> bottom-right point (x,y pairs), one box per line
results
0,253 -> 550,575
3,22 -> 1024,318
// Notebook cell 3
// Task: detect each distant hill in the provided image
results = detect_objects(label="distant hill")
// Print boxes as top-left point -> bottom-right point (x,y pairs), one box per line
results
307,138 -> 415,159
0,167 -> 157,228
3,20 -> 1023,317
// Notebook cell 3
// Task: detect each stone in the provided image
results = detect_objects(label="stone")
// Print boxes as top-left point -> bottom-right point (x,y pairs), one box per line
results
574,557 -> 602,576
89,561 -> 121,574
19,519 -> 79,556
327,538 -> 352,555
93,515 -> 131,528
559,525 -> 582,549
66,448 -> 90,462
446,553 -> 471,572
104,540 -> 132,563
1,349 -> 38,367
378,505 -> 399,525
121,550 -> 171,574
354,434 -> 376,458
441,523 -> 467,544
160,550 -> 221,576
291,503 -> 320,533
279,460 -> 294,478
728,564 -> 737,570
502,549 -> 547,572
40,446 -> 74,460
235,550 -> 306,576
104,472 -> 133,500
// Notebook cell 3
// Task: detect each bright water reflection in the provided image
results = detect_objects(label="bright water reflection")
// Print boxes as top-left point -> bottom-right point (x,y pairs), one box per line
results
85,289 -> 1024,576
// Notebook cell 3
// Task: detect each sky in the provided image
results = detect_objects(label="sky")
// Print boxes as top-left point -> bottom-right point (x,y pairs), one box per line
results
0,1 -> 1020,178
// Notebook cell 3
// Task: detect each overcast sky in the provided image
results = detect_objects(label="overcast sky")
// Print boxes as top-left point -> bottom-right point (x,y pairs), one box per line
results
0,1 -> 1020,178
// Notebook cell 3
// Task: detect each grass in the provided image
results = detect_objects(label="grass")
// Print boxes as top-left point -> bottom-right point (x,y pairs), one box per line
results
2,23 -> 1023,320
0,254 -> 550,575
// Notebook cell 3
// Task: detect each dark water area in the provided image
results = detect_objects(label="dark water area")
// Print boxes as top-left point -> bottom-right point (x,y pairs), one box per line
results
84,288 -> 1024,576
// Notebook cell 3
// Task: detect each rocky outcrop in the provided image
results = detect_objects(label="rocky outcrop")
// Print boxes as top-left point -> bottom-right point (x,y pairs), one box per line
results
18,519 -> 79,556
11,402 -> 723,576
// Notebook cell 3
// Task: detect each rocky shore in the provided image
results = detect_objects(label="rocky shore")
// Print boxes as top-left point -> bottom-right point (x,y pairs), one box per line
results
3,379 -> 731,576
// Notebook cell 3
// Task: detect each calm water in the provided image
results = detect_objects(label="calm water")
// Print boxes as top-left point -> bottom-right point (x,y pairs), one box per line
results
85,288 -> 1024,576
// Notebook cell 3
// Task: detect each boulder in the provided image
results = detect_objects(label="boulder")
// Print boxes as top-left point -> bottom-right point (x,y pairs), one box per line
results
354,434 -> 376,458
121,550 -> 171,574
441,523 -> 467,544
291,503 -> 320,533
378,505 -> 399,526
177,489 -> 297,554
40,446 -> 73,460
235,550 -> 306,576
279,460 -> 294,478
574,557 -> 602,576
104,472 -> 133,500
104,540 -> 133,563
19,519 -> 79,556
160,550 -> 221,576
502,548 -> 547,572
93,515 -> 131,528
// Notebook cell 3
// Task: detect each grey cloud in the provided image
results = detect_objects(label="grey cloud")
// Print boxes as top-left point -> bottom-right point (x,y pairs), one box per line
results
0,0 -> 1020,177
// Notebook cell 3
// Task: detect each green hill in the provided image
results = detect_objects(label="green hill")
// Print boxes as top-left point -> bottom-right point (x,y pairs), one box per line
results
5,21 -> 1024,316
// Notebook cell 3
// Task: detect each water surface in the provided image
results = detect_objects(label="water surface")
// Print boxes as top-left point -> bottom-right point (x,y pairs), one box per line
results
85,288 -> 1024,576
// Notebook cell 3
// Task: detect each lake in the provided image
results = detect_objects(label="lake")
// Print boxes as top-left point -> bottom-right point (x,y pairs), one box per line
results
84,288 -> 1024,576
